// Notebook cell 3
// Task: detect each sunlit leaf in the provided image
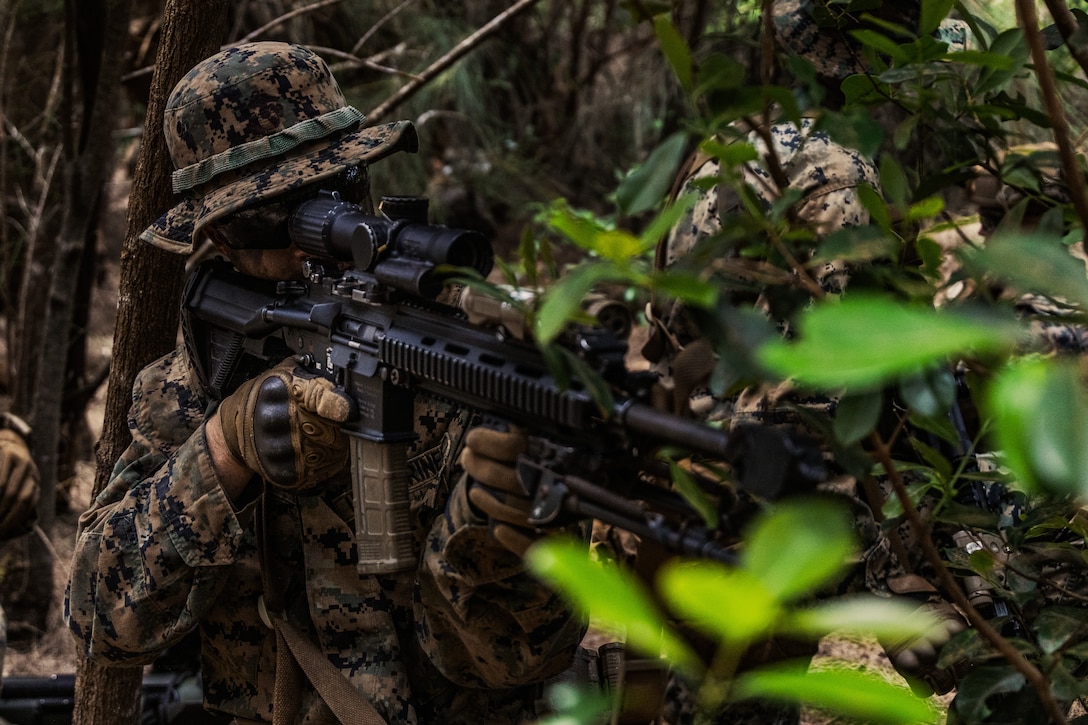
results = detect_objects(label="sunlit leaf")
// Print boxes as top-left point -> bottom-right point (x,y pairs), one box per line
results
732,662 -> 940,724
742,497 -> 856,602
525,537 -> 701,674
987,358 -> 1088,497
758,296 -> 1021,390
783,595 -> 945,645
536,263 -> 623,344
658,560 -> 780,644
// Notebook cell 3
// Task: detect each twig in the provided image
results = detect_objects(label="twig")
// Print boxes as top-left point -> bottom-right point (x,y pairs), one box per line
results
236,0 -> 343,45
306,44 -> 419,81
868,431 -> 1070,725
1016,0 -> 1088,243
366,0 -> 545,124
351,0 -> 419,56
1041,0 -> 1088,83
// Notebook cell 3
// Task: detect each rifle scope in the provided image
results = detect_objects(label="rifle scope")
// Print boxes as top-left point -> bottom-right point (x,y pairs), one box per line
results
288,190 -> 494,299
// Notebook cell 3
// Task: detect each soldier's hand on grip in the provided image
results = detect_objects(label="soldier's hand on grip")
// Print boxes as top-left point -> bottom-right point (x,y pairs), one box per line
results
461,426 -> 538,556
217,360 -> 353,491
0,425 -> 40,540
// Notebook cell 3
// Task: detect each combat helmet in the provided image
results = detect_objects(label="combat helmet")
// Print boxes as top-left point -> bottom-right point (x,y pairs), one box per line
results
140,41 -> 418,254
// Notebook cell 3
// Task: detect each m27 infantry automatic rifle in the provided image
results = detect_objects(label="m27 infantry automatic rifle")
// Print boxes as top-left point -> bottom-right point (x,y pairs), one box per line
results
183,191 -> 825,573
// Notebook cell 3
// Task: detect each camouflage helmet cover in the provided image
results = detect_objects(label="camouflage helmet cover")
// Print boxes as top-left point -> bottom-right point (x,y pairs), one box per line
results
140,41 -> 418,254
772,0 -> 968,80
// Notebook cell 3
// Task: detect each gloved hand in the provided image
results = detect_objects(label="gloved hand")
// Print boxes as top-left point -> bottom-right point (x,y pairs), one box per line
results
0,428 -> 40,540
882,598 -> 969,696
461,426 -> 538,556
216,360 -> 354,490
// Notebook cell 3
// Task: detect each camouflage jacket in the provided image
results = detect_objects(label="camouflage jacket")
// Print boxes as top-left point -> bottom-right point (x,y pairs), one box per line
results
65,345 -> 583,724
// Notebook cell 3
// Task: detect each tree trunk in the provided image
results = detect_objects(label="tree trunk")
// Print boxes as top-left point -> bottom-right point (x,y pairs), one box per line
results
71,1 -> 227,724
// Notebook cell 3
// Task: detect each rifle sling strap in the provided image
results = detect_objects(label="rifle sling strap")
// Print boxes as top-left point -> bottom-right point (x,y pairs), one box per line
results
256,491 -> 389,725
271,614 -> 388,725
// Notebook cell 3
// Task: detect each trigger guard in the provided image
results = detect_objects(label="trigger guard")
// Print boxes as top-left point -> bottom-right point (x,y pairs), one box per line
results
518,459 -> 568,525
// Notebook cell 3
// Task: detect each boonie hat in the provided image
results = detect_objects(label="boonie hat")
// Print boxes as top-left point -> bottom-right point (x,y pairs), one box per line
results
140,41 -> 418,254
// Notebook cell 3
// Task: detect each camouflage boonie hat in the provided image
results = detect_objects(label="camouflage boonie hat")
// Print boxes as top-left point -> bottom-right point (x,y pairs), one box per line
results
772,0 -> 970,80
140,41 -> 419,254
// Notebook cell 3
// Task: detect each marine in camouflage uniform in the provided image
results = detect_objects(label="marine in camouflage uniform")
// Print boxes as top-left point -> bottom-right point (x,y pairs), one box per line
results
0,411 -> 40,686
639,2 -> 982,721
64,42 -> 583,725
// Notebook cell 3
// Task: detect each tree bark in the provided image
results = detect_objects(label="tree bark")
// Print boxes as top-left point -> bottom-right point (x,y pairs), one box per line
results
71,1 -> 227,723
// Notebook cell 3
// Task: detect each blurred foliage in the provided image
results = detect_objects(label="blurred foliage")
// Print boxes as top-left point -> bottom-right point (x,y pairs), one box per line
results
504,1 -> 1088,723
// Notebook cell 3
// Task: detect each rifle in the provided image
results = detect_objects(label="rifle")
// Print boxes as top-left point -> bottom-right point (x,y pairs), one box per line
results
0,672 -> 226,725
182,191 -> 826,572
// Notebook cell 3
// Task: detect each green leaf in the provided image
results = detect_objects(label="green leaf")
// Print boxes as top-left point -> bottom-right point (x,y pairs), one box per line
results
953,665 -> 1026,723
783,595 -> 945,644
732,662 -> 939,724
905,195 -> 945,223
1034,605 -> 1088,655
987,358 -> 1088,497
758,296 -> 1020,391
615,131 -> 690,217
971,227 -> 1088,310
650,269 -> 719,308
536,263 -> 622,344
658,560 -> 781,644
668,459 -> 719,529
880,154 -> 910,210
811,225 -> 900,266
920,0 -> 954,35
832,389 -> 883,445
857,183 -> 892,231
850,29 -> 909,64
742,497 -> 856,602
653,14 -> 691,93
525,537 -> 701,674
898,364 -> 956,418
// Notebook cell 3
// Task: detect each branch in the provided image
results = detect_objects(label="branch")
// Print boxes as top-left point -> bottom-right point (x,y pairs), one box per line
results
1017,0 -> 1088,243
236,0 -> 343,44
1041,0 -> 1088,81
868,431 -> 1070,725
351,0 -> 419,56
366,0 -> 544,124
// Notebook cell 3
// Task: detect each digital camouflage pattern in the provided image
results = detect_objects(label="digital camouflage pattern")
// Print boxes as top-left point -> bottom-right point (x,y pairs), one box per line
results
65,345 -> 583,723
772,0 -> 970,80
141,42 -> 418,254
650,117 -> 879,425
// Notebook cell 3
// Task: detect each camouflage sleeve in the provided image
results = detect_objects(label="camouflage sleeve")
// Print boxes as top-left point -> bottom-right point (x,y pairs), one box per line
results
415,472 -> 584,689
65,349 -> 251,665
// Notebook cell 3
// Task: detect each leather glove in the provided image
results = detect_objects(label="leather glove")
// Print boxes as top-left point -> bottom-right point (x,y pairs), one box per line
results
461,426 -> 538,556
0,428 -> 40,540
882,598 -> 969,696
217,360 -> 354,490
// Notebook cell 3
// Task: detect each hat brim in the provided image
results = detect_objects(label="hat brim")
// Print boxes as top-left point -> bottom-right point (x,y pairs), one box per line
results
140,120 -> 419,254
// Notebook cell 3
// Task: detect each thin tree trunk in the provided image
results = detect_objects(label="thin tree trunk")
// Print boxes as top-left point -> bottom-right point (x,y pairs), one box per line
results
71,1 -> 227,723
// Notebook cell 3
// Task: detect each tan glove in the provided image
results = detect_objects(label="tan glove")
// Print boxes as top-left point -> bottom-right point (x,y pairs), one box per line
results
461,426 -> 539,556
217,360 -> 353,491
882,598 -> 969,696
0,428 -> 40,540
